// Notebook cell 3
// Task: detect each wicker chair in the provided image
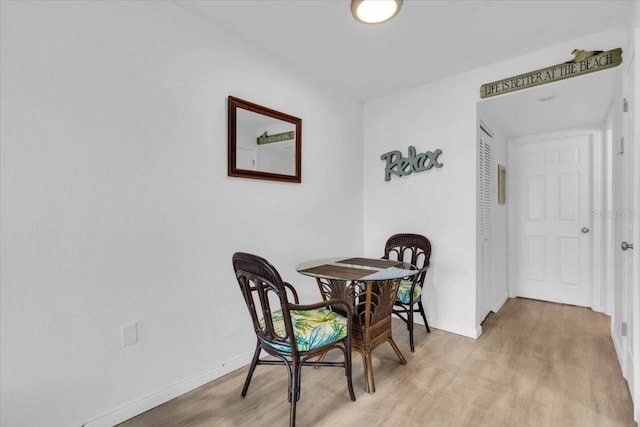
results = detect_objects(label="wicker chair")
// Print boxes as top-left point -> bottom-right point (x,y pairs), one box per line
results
383,234 -> 432,352
232,252 -> 356,427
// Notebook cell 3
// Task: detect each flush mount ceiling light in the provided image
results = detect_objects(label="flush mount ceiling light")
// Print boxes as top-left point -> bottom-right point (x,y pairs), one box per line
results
351,0 -> 403,24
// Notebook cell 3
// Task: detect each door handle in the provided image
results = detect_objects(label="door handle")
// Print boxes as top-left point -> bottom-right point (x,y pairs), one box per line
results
581,227 -> 590,234
621,242 -> 634,251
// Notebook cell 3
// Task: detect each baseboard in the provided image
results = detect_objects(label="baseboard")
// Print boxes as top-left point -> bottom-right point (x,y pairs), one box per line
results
429,318 -> 481,339
492,293 -> 509,313
83,352 -> 254,427
626,345 -> 634,399
85,315 -> 480,426
612,332 -> 625,378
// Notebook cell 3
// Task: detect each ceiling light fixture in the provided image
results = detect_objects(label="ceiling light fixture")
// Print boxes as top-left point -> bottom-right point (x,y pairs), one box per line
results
351,0 -> 403,24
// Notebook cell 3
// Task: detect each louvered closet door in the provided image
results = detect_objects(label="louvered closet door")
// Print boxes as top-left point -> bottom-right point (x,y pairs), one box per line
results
479,133 -> 493,321
512,134 -> 593,307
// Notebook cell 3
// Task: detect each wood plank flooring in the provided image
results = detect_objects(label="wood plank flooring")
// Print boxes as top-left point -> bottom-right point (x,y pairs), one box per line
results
118,298 -> 636,427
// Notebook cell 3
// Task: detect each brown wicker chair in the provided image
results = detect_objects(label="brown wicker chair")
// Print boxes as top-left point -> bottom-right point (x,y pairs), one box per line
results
383,234 -> 432,352
232,252 -> 356,427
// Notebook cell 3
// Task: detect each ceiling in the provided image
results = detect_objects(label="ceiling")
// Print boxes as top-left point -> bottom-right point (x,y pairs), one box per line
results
175,0 -> 632,138
175,0 -> 634,101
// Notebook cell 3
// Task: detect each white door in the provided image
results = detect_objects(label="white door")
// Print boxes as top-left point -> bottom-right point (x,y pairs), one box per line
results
629,57 -> 640,423
236,146 -> 257,170
511,133 -> 593,306
614,84 -> 632,385
478,128 -> 493,322
616,57 -> 637,405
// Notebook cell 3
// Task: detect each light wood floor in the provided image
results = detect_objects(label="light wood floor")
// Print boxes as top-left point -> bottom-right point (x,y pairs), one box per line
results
118,298 -> 636,427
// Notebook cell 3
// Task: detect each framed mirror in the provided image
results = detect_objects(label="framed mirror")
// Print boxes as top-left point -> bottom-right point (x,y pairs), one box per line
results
228,96 -> 302,183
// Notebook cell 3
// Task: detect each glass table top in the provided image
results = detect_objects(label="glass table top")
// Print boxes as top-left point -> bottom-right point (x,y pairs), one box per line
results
296,257 -> 417,281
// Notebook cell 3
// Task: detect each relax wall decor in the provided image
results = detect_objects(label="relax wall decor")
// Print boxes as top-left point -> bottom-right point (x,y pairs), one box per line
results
380,146 -> 443,181
480,48 -> 622,99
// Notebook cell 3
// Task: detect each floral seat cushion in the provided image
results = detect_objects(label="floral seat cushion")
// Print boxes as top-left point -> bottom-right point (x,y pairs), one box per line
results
356,279 -> 422,304
396,279 -> 422,304
259,308 -> 348,353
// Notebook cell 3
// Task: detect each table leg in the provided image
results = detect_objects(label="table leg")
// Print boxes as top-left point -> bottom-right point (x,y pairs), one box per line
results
354,347 -> 376,393
315,277 -> 406,394
387,337 -> 407,365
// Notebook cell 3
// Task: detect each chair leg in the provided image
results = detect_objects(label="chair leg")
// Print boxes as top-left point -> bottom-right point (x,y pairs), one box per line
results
406,310 -> 411,331
295,361 -> 303,402
393,306 -> 410,328
289,393 -> 297,427
408,304 -> 415,352
418,301 -> 430,333
343,342 -> 356,401
288,360 -> 301,427
241,342 -> 261,397
314,350 -> 327,368
286,361 -> 294,403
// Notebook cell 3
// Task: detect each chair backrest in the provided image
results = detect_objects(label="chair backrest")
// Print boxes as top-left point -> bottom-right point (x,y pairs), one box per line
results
384,233 -> 431,286
232,252 -> 297,355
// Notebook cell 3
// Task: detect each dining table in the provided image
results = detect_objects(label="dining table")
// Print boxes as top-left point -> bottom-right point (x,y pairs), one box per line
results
296,257 -> 418,393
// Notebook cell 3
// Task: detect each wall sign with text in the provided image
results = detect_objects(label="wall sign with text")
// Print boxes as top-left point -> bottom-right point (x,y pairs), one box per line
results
380,146 -> 443,181
480,48 -> 622,99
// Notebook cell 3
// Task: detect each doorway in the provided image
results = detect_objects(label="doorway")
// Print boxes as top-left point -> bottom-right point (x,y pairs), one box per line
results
478,68 -> 620,313
476,45 -> 638,424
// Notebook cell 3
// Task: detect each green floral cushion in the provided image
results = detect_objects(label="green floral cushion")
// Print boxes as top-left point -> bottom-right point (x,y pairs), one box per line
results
259,308 -> 348,353
396,279 -> 422,304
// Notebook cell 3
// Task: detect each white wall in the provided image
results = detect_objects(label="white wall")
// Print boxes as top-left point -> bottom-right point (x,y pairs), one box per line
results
0,2 -> 363,426
362,26 -> 629,339
363,78 -> 480,338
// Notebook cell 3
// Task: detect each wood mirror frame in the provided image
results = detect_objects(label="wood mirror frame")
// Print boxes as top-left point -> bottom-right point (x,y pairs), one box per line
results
228,96 -> 302,183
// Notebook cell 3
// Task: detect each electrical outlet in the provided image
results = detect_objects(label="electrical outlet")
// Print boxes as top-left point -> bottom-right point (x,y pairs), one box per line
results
121,322 -> 138,347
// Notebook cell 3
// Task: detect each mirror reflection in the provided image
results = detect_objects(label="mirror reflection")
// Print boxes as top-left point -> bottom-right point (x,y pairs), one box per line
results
228,96 -> 301,183
235,108 -> 296,176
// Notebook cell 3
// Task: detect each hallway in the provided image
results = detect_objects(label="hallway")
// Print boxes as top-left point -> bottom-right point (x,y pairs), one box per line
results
119,298 -> 635,427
